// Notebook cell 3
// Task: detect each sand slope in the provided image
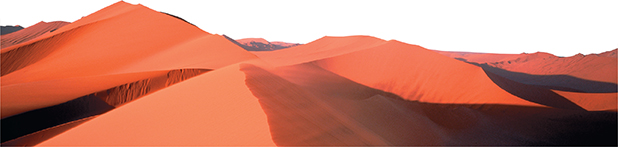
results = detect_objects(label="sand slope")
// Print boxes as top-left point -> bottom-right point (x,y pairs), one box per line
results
0,21 -> 69,49
307,39 -> 540,106
439,50 -> 618,84
37,62 -> 276,146
252,35 -> 388,66
1,1 -> 256,118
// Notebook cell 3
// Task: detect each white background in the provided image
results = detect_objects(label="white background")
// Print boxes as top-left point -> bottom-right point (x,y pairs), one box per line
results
1,0 -> 617,56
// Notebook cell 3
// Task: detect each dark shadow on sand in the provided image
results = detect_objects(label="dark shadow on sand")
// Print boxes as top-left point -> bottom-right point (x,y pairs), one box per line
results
456,58 -> 618,93
240,63 -> 617,146
1,95 -> 113,144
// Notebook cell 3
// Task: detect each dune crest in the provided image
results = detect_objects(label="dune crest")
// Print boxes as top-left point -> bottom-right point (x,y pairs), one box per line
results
37,63 -> 276,146
1,1 -> 256,118
311,40 -> 544,107
438,49 -> 617,84
1,21 -> 68,49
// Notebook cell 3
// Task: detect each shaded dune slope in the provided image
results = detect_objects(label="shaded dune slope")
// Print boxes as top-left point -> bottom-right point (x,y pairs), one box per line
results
553,90 -> 618,111
437,50 -> 617,110
1,21 -> 69,49
486,52 -> 617,84
309,39 -> 541,107
240,63 -> 616,145
439,50 -> 618,85
2,68 -> 209,146
1,95 -> 113,143
476,63 -> 617,93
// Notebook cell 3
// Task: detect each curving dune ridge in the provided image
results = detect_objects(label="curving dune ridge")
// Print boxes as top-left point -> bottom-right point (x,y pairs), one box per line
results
1,21 -> 69,49
1,1 -> 616,146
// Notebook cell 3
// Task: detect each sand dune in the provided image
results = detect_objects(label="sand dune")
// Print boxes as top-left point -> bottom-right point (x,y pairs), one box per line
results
38,59 -> 616,146
0,21 -> 69,49
2,1 -> 616,146
1,1 -> 256,118
229,37 -> 300,51
252,35 -> 388,66
241,63 -> 615,145
487,52 -> 617,84
37,62 -> 276,146
311,39 -> 542,106
1,25 -> 24,35
439,50 -> 618,84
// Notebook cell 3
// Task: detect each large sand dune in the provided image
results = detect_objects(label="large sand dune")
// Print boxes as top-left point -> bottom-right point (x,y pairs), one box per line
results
1,1 -> 256,119
1,1 -> 616,146
439,50 -> 618,85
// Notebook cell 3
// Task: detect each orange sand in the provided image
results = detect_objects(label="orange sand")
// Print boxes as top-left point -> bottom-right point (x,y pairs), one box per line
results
1,1 -> 256,118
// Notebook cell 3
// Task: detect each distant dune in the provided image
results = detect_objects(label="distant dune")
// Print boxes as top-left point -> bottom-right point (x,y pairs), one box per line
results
1,1 -> 616,146
232,37 -> 300,51
438,49 -> 618,93
1,25 -> 24,35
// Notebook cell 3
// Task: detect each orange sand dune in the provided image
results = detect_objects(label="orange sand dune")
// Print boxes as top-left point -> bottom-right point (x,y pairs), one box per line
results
1,70 -> 166,118
1,1 -> 256,118
439,50 -> 617,84
242,62 -> 615,145
251,35 -> 388,66
37,62 -> 276,146
487,52 -> 617,84
38,60 -> 616,146
0,21 -> 69,49
310,39 -> 542,106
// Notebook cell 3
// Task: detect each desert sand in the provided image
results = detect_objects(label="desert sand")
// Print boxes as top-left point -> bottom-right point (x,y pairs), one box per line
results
1,1 -> 616,146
